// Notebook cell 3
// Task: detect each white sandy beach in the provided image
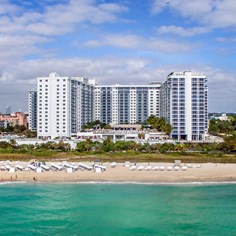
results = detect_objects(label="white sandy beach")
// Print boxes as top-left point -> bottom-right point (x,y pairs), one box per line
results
0,162 -> 236,183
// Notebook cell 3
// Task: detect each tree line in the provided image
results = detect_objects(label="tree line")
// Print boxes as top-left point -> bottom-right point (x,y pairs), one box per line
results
0,134 -> 235,156
0,124 -> 37,138
208,115 -> 236,135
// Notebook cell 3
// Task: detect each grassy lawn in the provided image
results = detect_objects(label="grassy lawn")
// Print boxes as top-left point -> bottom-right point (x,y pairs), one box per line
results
0,151 -> 235,163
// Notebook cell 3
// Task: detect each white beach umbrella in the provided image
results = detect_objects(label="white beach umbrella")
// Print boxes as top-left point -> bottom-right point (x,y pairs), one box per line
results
110,162 -> 117,168
129,165 -> 136,171
153,166 -> 159,171
181,166 -> 188,171
159,166 -> 165,171
174,166 -> 180,171
137,166 -> 144,171
145,165 -> 152,171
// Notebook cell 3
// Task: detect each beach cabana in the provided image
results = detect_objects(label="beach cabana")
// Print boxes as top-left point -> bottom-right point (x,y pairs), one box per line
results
15,165 -> 24,171
28,164 -> 37,171
9,167 -> 15,173
66,168 -> 73,173
36,168 -> 42,173
41,165 -> 50,171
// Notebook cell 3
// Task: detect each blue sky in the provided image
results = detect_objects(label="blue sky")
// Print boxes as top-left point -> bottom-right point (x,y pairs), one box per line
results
0,0 -> 236,113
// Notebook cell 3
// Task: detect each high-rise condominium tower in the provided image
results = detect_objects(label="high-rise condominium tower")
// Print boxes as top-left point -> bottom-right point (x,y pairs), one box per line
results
94,83 -> 161,124
37,73 -> 95,139
160,71 -> 208,141
28,89 -> 37,131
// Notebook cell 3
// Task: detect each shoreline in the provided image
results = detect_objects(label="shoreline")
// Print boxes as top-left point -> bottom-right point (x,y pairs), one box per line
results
0,162 -> 236,184
1,181 -> 236,185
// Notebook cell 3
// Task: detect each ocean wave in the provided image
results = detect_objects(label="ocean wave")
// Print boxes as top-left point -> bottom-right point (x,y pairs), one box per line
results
49,181 -> 236,186
0,181 -> 27,185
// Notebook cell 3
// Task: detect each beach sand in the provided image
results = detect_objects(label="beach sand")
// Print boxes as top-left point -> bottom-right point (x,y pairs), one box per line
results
0,162 -> 236,183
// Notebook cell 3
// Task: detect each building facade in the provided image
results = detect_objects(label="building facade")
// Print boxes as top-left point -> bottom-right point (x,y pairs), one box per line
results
160,71 -> 208,141
0,112 -> 27,127
94,83 -> 161,124
31,71 -> 208,141
28,89 -> 37,131
37,73 -> 94,139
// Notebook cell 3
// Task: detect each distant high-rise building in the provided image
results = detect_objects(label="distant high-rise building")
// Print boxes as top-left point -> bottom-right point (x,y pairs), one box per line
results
160,71 -> 208,141
5,105 -> 11,114
28,89 -> 37,131
37,73 -> 95,139
94,83 -> 161,124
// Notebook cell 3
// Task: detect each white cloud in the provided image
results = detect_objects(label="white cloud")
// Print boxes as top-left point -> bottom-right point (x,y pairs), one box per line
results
203,0 -> 236,28
84,33 -> 193,53
0,0 -> 20,15
16,0 -> 128,36
215,37 -> 236,42
151,0 -> 213,19
0,57 -> 235,112
156,25 -> 210,37
151,0 -> 236,29
0,0 -> 129,65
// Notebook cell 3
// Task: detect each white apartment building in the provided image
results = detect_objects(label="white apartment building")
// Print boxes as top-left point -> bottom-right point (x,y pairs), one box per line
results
160,71 -> 208,141
28,89 -> 37,131
30,71 -> 208,141
37,73 -> 95,139
94,83 -> 161,124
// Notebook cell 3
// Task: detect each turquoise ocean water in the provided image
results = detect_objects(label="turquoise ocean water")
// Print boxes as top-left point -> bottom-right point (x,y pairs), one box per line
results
0,183 -> 235,236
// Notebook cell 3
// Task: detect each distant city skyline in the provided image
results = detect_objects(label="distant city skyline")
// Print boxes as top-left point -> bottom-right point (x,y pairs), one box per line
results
0,0 -> 236,113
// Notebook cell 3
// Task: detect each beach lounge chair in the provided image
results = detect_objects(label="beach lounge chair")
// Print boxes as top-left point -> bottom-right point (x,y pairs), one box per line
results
28,164 -> 37,171
51,163 -> 63,171
167,166 -> 173,171
15,165 -> 24,171
5,165 -> 11,171
41,165 -> 50,171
